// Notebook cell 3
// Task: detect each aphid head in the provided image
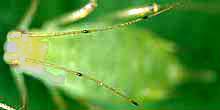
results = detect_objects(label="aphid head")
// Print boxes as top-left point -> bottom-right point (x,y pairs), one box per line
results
3,30 -> 48,68
4,31 -> 26,66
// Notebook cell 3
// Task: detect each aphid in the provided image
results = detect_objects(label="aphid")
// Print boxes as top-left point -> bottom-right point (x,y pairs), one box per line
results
3,0 -> 180,109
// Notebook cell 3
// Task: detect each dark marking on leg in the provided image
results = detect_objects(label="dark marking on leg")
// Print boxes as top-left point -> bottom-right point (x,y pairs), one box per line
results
131,100 -> 139,106
82,30 -> 90,33
76,72 -> 83,76
142,15 -> 149,19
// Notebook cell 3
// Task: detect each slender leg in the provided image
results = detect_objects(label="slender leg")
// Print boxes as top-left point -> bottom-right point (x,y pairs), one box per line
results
0,102 -> 16,110
114,3 -> 159,20
47,86 -> 67,110
25,58 -> 139,106
12,73 -> 28,110
17,0 -> 39,30
44,0 -> 97,28
25,2 -> 177,38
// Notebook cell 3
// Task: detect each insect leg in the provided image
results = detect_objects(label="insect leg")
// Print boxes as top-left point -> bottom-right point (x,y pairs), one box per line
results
114,3 -> 159,20
17,0 -> 39,30
25,58 -> 139,106
0,102 -> 16,110
12,73 -> 28,110
47,86 -> 67,110
43,0 -> 97,28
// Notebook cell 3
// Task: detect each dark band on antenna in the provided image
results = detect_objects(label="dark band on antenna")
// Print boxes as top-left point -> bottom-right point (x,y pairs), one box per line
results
82,30 -> 90,33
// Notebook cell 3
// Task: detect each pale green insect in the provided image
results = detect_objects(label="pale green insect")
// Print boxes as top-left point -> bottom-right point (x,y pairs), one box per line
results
3,0 -> 186,109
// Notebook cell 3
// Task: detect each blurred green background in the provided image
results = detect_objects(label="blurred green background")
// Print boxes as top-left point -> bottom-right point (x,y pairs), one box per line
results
0,0 -> 220,110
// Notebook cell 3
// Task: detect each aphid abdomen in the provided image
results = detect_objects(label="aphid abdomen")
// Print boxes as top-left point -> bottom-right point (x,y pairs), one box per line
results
43,22 -> 182,106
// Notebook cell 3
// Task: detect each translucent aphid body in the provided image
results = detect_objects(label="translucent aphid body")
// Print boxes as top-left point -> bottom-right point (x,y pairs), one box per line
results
2,0 -> 185,109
